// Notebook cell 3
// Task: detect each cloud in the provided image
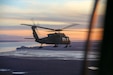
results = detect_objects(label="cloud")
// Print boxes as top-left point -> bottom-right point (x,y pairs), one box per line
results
0,0 -> 93,16
0,0 -> 106,26
0,28 -> 103,41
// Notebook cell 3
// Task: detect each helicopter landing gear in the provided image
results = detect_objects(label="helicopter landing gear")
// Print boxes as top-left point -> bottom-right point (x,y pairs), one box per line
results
64,45 -> 68,48
69,44 -> 71,47
69,45 -> 71,47
64,44 -> 68,48
39,44 -> 43,48
64,44 -> 71,48
53,44 -> 58,47
39,46 -> 43,48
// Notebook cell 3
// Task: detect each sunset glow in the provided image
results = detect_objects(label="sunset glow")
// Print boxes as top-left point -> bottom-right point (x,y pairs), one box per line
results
0,0 -> 106,41
0,28 -> 103,41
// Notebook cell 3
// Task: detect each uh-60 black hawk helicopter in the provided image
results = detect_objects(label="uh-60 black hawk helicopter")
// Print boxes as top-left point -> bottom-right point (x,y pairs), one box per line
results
21,22 -> 79,48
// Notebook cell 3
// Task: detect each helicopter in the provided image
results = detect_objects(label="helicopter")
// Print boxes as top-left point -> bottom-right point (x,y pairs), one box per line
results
21,22 -> 79,48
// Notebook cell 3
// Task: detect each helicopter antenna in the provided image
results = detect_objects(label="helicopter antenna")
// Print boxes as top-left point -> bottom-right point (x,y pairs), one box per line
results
31,18 -> 36,26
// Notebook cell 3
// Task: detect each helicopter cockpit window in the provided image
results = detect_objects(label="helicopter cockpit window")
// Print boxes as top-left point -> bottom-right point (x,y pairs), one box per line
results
62,37 -> 66,41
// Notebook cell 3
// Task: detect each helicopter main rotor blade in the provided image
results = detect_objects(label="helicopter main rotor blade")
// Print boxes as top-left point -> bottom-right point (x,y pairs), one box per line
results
46,29 -> 92,32
21,24 -> 54,30
62,24 -> 79,29
36,26 -> 55,31
47,24 -> 79,32
36,23 -> 79,31
21,23 -> 79,32
21,24 -> 33,26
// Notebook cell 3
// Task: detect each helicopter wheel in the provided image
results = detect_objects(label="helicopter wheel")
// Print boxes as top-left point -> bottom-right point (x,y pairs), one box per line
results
69,45 -> 71,47
53,44 -> 58,47
39,44 -> 43,48
64,46 -> 67,48
64,45 -> 68,48
39,46 -> 43,48
53,46 -> 58,47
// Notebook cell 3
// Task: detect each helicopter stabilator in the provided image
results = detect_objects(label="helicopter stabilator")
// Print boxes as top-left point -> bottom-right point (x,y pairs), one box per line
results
21,22 -> 79,48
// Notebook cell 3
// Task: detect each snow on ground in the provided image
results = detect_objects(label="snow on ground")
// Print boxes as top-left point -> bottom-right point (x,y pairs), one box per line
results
0,49 -> 99,60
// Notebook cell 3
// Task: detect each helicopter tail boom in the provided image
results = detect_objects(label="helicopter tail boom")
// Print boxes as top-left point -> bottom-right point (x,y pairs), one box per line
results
31,26 -> 40,42
21,24 -> 40,42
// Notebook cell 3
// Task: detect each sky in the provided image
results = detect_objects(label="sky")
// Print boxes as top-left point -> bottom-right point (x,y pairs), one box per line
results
0,0 -> 106,41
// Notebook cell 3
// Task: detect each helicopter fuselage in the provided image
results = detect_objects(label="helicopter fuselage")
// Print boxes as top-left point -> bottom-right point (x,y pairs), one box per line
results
31,26 -> 70,47
36,33 -> 70,44
21,23 -> 77,47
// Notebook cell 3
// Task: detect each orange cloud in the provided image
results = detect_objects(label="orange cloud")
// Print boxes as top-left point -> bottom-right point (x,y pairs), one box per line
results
0,30 -> 32,36
0,28 -> 103,41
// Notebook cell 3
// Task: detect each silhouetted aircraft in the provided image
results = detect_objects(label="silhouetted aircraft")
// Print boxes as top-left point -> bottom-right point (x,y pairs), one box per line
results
21,23 -> 79,48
